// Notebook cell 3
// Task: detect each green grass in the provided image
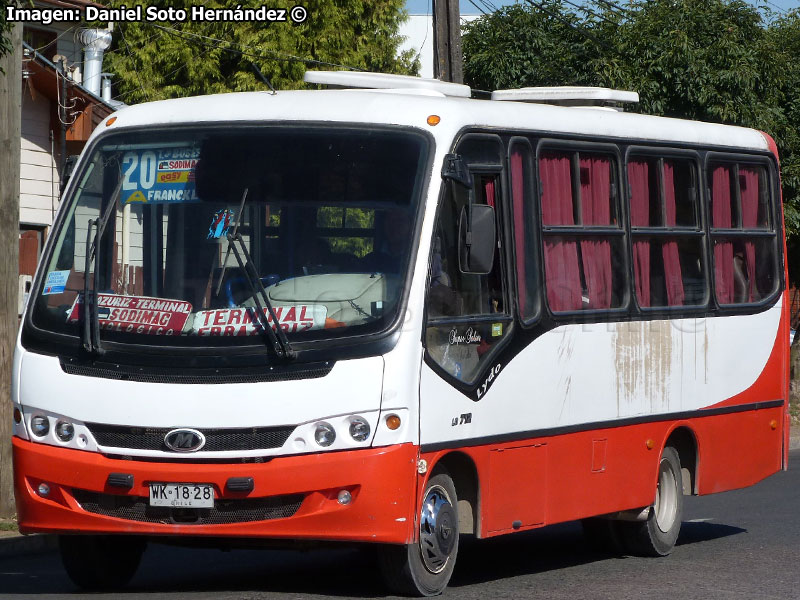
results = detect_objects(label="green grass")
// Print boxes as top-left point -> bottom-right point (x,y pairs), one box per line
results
0,521 -> 17,532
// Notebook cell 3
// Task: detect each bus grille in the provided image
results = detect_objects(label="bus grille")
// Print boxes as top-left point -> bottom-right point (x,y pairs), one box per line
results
72,489 -> 304,525
59,359 -> 334,385
86,424 -> 294,452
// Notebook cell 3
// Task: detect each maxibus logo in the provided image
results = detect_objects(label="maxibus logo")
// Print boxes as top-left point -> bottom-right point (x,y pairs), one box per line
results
475,363 -> 502,401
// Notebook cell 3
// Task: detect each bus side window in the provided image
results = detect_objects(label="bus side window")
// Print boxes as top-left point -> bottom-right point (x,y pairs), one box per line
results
628,155 -> 706,308
539,149 -> 626,313
708,161 -> 777,305
509,140 -> 539,322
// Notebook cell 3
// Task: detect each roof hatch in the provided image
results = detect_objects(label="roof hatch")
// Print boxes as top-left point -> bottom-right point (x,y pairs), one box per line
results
303,70 -> 472,98
491,86 -> 639,110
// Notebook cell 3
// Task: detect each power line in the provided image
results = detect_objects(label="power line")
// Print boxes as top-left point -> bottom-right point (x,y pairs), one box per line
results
525,0 -> 615,52
118,23 -> 149,101
590,0 -> 632,19
562,0 -> 621,26
762,0 -> 788,15
467,0 -> 489,16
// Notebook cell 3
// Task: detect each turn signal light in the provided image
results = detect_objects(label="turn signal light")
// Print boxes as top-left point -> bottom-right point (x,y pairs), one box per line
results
645,439 -> 655,450
427,115 -> 441,126
106,116 -> 117,126
385,414 -> 401,430
770,420 -> 778,430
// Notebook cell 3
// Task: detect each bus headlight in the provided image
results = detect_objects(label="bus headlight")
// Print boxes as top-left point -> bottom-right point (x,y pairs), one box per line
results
314,422 -> 336,447
55,421 -> 75,442
348,417 -> 370,442
30,415 -> 49,437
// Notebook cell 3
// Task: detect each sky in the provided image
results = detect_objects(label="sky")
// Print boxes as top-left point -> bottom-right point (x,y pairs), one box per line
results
404,0 -> 799,16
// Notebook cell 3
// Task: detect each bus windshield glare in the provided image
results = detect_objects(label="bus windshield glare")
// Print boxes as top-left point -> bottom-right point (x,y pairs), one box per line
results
32,125 -> 429,348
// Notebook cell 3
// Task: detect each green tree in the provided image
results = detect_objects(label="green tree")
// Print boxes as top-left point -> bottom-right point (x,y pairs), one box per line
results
104,0 -> 418,103
461,1 -> 599,91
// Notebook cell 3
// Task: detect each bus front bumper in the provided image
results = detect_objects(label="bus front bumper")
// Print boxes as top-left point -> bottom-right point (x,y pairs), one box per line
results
13,437 -> 418,544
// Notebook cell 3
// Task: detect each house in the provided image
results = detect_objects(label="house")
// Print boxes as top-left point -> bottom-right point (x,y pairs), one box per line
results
18,0 -> 119,313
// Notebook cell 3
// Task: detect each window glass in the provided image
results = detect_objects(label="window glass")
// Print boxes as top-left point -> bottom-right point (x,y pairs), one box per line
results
712,237 -> 776,304
32,127 -> 428,347
539,148 -> 623,313
543,235 -> 625,311
708,160 -> 776,305
510,142 -> 538,321
629,155 -> 704,308
426,138 -> 510,383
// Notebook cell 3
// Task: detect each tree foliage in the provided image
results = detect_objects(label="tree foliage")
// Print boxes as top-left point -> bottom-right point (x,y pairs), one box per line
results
463,0 -> 800,272
104,0 -> 418,103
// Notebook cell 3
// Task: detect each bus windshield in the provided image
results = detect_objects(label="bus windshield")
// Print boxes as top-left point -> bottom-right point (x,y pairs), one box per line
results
31,125 -> 429,349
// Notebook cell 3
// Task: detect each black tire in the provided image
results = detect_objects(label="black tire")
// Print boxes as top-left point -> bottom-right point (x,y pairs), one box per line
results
581,517 -> 624,555
378,472 -> 459,596
59,534 -> 147,590
619,446 -> 684,557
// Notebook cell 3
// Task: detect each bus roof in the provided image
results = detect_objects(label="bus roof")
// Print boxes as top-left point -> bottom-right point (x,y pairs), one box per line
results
95,88 -> 770,152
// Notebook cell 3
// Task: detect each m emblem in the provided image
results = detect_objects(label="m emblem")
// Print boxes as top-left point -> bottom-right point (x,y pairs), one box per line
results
164,428 -> 206,452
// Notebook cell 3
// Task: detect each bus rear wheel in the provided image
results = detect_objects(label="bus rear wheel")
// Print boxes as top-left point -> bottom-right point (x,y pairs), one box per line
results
59,534 -> 147,590
620,446 -> 684,557
378,472 -> 459,596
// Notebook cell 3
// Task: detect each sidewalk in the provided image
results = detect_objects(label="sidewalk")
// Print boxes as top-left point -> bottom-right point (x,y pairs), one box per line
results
2,432 -> 799,559
0,527 -> 57,558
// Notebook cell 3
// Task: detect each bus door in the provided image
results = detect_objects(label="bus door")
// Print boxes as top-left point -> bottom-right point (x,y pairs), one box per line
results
422,133 -> 512,421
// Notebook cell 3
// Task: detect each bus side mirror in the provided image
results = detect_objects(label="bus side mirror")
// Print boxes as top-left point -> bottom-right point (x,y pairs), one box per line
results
458,204 -> 496,274
442,154 -> 472,188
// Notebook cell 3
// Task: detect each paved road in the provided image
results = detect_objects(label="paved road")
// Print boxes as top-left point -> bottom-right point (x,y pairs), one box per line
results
2,450 -> 799,599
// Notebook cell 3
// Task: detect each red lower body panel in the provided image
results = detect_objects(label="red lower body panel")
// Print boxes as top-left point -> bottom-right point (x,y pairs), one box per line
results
421,405 -> 784,539
13,438 -> 418,544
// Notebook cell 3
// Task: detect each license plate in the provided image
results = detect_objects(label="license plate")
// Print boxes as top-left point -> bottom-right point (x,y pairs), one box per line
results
149,483 -> 214,508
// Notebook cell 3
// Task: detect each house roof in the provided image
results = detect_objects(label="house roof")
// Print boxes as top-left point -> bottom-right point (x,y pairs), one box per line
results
23,41 -> 117,142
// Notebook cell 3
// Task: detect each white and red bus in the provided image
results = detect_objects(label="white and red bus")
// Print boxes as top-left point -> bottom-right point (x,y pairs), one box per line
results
12,72 -> 789,596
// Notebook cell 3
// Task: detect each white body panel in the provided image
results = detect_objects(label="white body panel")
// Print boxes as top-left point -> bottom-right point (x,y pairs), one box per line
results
421,302 -> 782,446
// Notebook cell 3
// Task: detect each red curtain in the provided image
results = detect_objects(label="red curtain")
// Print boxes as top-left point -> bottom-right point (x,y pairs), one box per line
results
579,156 -> 613,309
712,166 -> 734,303
540,153 -> 581,311
628,160 -> 651,307
662,161 -> 685,306
511,150 -> 527,312
484,179 -> 495,208
740,168 -> 759,301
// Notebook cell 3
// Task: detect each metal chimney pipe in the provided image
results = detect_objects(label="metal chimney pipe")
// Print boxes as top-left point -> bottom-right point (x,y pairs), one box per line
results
76,28 -> 112,97
101,73 -> 112,102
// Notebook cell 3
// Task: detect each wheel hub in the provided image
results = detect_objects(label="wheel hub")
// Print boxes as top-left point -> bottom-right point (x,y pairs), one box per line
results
419,485 -> 456,574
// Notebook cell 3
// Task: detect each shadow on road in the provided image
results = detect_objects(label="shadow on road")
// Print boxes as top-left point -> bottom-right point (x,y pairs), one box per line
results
677,520 -> 746,546
0,519 -> 748,597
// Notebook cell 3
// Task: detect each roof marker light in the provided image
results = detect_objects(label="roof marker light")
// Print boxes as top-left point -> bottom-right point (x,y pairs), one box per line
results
106,116 -> 117,126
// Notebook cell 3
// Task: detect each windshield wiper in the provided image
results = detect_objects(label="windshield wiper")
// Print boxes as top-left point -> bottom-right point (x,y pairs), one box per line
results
223,189 -> 295,360
82,177 -> 124,354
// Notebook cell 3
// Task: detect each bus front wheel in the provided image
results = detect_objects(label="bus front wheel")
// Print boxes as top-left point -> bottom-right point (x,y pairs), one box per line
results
378,472 -> 459,596
620,446 -> 684,556
59,534 -> 147,590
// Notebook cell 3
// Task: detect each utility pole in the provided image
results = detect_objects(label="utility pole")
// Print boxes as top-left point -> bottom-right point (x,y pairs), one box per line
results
0,21 -> 22,519
432,0 -> 464,83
